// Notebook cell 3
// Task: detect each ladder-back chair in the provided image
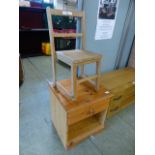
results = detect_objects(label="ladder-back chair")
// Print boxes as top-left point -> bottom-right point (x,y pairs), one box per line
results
46,7 -> 102,100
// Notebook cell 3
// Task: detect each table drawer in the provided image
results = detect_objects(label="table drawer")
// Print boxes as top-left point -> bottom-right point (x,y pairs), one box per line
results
108,91 -> 124,114
110,94 -> 123,108
67,99 -> 109,125
108,104 -> 120,117
123,81 -> 135,97
109,81 -> 134,108
121,94 -> 135,107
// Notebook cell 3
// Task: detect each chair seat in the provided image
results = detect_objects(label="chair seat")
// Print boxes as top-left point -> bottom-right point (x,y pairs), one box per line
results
57,49 -> 101,65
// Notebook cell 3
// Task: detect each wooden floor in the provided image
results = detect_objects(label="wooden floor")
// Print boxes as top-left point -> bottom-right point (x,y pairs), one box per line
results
19,56 -> 135,155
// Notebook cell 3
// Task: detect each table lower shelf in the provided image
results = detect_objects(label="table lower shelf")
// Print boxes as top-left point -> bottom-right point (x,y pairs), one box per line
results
67,115 -> 104,148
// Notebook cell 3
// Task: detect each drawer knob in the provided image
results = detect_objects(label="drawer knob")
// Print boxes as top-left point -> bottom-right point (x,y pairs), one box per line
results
113,96 -> 122,101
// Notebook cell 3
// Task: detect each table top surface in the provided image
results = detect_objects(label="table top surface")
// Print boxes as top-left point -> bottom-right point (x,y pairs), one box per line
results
49,79 -> 112,111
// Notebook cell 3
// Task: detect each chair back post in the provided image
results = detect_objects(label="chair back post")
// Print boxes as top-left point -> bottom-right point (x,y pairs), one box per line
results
46,7 -> 57,85
81,11 -> 86,50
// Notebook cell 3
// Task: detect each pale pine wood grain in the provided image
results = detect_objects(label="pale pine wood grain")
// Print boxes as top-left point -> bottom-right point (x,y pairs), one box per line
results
46,8 -> 102,99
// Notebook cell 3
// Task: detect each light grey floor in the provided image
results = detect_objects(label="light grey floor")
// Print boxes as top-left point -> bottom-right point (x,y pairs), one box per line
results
19,56 -> 135,155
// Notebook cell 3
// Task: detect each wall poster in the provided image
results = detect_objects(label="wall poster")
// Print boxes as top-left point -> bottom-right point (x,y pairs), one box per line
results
95,0 -> 119,40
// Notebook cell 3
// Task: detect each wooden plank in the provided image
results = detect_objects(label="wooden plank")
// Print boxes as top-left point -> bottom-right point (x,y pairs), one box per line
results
77,75 -> 97,84
67,116 -> 104,148
80,74 -> 96,87
46,7 -> 57,85
96,106 -> 109,126
101,67 -> 135,90
107,106 -> 120,117
120,94 -> 135,108
96,60 -> 101,91
53,32 -> 82,38
50,8 -> 83,17
71,64 -> 77,99
80,65 -> 84,77
107,88 -> 135,117
102,67 -> 134,79
107,94 -> 134,117
56,81 -> 72,99
67,99 -> 109,125
79,11 -> 86,77
81,11 -> 86,49
110,94 -> 124,108
50,89 -> 68,148
49,79 -> 113,111
57,50 -> 101,67
57,50 -> 101,64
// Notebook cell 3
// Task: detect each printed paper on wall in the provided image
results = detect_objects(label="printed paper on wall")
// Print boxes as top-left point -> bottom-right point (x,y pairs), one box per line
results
95,0 -> 119,40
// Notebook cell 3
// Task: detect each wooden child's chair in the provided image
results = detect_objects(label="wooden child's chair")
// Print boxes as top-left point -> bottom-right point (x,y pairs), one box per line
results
46,8 -> 102,100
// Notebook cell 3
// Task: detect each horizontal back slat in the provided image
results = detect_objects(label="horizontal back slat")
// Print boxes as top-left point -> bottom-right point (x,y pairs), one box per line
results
50,9 -> 83,17
52,32 -> 82,38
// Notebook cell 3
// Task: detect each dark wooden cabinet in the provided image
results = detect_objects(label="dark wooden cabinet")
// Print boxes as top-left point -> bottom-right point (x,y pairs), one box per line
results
19,7 -> 48,58
19,29 -> 49,57
19,6 -> 76,58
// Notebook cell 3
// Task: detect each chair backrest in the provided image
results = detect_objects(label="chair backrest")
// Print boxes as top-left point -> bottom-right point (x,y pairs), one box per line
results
46,7 -> 86,55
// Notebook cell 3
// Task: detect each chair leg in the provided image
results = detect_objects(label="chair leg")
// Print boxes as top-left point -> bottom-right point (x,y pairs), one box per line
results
71,64 -> 77,99
80,65 -> 84,77
51,54 -> 57,86
96,60 -> 101,91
